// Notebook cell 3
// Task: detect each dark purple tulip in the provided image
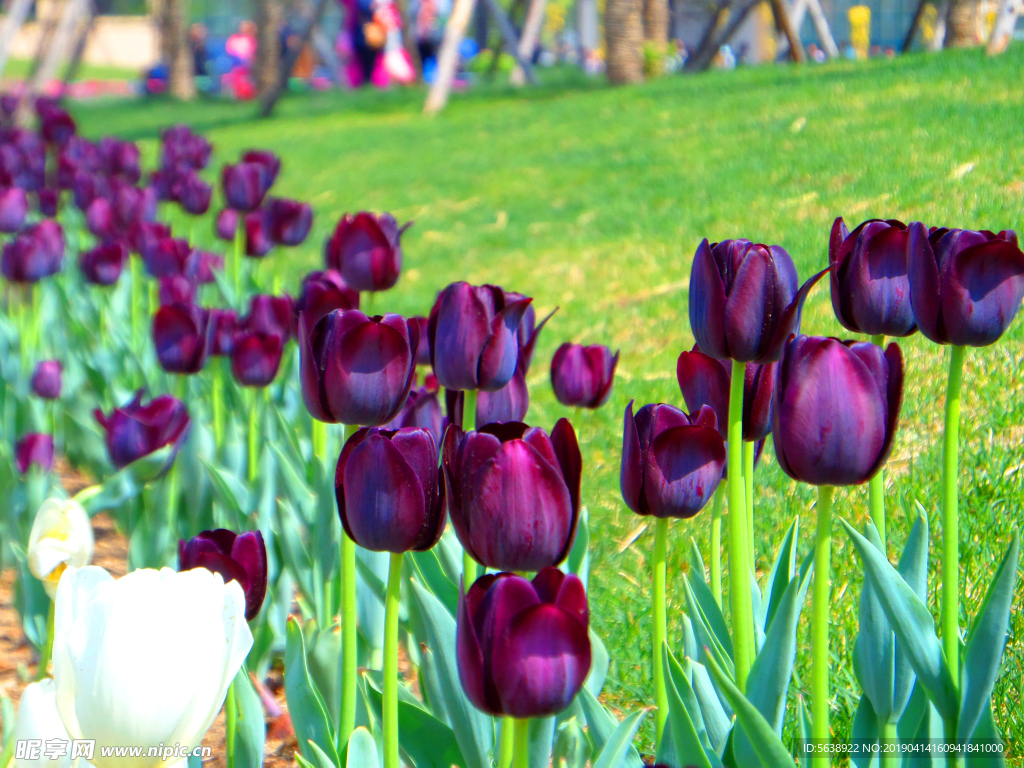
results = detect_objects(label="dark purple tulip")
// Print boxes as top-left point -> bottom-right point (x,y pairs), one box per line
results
231,331 -> 284,387
244,209 -> 272,258
324,212 -> 407,292
241,150 -> 280,186
907,223 -> 1024,347
266,198 -> 312,246
31,360 -> 62,400
504,291 -> 554,372
178,170 -> 212,215
79,241 -> 127,286
127,220 -> 170,259
427,282 -> 532,392
620,401 -> 726,519
98,137 -> 140,183
0,187 -> 27,232
550,344 -> 618,409
676,346 -> 776,442
179,529 -> 268,620
457,568 -> 591,718
385,374 -> 444,445
829,218 -> 916,338
86,197 -> 115,239
73,172 -> 107,212
221,162 -> 269,212
153,303 -> 212,375
410,316 -> 431,366
0,94 -> 17,123
193,250 -> 223,284
38,102 -> 75,146
299,310 -> 418,426
215,208 -> 239,241
245,294 -> 294,340
58,137 -> 100,189
335,426 -> 446,553
1,221 -> 63,282
772,336 -> 904,486
210,309 -> 240,356
476,363 -> 529,425
689,238 -> 826,363
162,125 -> 212,170
16,433 -> 54,474
158,276 -> 196,306
144,238 -> 193,278
94,390 -> 190,470
442,419 -> 581,571
37,188 -> 58,217
295,270 -> 360,330
111,183 -> 155,231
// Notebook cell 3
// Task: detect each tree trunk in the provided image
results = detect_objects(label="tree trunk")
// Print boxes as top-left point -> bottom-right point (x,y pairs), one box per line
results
946,0 -> 980,45
159,0 -> 194,100
605,0 -> 643,83
510,0 -> 546,85
642,0 -> 668,45
255,0 -> 283,95
423,0 -> 477,114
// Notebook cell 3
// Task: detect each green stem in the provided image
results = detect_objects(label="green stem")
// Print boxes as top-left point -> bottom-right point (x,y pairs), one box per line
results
497,717 -> 515,768
247,389 -> 261,483
727,359 -> 751,691
130,256 -> 141,348
462,389 -> 479,586
383,551 -> 404,768
310,419 -> 326,483
233,220 -> 244,303
35,599 -> 55,680
869,334 -> 887,548
743,440 -> 755,571
212,361 -> 224,451
710,485 -> 724,607
812,485 -> 834,765
652,516 -> 669,744
338,424 -> 358,747
880,719 -> 899,768
225,683 -> 237,768
942,345 -> 965,759
511,718 -> 531,768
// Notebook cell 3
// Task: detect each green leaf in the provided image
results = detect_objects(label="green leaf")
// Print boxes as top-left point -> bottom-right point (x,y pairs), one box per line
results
567,507 -> 590,588
689,659 -> 731,753
409,548 -> 459,616
529,717 -> 556,768
231,669 -> 267,768
684,554 -> 734,659
591,708 -> 649,768
851,696 -> 879,768
687,536 -> 706,582
277,499 -> 315,602
761,518 -> 799,634
0,694 -> 14,768
309,741 -> 340,768
584,628 -> 610,696
893,508 -> 930,721
552,717 -> 591,768
796,697 -> 812,768
853,523 -> 896,723
284,617 -> 338,767
307,623 -> 342,727
965,702 -> 1005,768
703,651 -> 797,768
200,456 -> 251,520
656,644 -> 714,768
840,518 -> 958,720
958,532 -> 1020,741
576,687 -> 645,768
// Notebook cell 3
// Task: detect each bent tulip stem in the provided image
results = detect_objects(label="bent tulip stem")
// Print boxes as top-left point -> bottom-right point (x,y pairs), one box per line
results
383,551 -> 404,768
652,516 -> 669,744
743,440 -> 755,571
462,388 -> 479,586
512,718 -> 531,768
497,717 -> 515,768
710,485 -> 724,607
942,345 -> 965,752
727,359 -> 751,691
869,334 -> 887,548
812,485 -> 834,766
35,599 -> 54,681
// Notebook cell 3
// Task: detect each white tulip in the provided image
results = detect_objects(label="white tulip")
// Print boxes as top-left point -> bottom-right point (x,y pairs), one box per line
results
14,679 -> 74,768
27,499 -> 94,599
52,566 -> 253,768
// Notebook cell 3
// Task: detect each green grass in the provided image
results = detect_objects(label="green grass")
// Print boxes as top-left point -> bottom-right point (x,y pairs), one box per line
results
71,49 -> 1024,758
2,57 -> 139,82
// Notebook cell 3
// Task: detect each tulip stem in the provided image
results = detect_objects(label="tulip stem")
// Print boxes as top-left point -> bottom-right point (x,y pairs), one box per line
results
35,598 -> 54,680
651,516 -> 669,744
212,361 -> 224,451
812,485 -> 834,765
497,717 -> 515,768
338,424 -> 358,748
880,719 -> 899,768
462,389 -> 478,586
247,389 -> 261,483
727,359 -> 751,691
512,718 -> 531,768
710,485 -> 724,607
130,255 -> 141,350
383,551 -> 404,768
869,334 -> 887,549
233,220 -> 243,304
743,440 -> 755,571
225,684 -> 237,768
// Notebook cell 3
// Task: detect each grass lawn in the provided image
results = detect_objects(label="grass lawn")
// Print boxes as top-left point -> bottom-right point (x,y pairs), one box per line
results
72,47 -> 1024,754
2,57 -> 139,82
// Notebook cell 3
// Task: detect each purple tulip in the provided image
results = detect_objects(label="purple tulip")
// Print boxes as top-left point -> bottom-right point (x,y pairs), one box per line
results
98,137 -> 141,182
79,241 -> 128,285
243,209 -> 272,258
295,270 -> 360,330
1,220 -> 63,283
16,433 -> 54,474
689,238 -> 826,363
241,150 -> 280,185
58,137 -> 99,189
335,426 -> 446,553
324,212 -> 407,292
193,250 -> 223,284
442,418 -> 581,571
179,529 -> 268,620
231,331 -> 284,387
476,363 -> 530,424
504,290 -> 555,372
427,282 -> 532,392
620,401 -> 726,519
772,336 -> 904,486
245,294 -> 295,340
299,310 -> 418,426
410,316 -> 430,366
0,94 -> 17,124
37,188 -> 58,217
178,170 -> 212,215
158,276 -> 196,306
210,309 -> 240,356
0,187 -> 27,232
221,162 -> 270,212
676,346 -> 776,442
37,101 -> 75,146
144,237 -> 193,278
550,344 -> 618,409
162,125 -> 212,170
111,183 -> 155,231
153,303 -> 211,375
94,390 -> 190,470
908,223 -> 1024,347
86,197 -> 115,239
31,360 -> 62,400
127,220 -> 170,259
385,374 -> 444,445
215,208 -> 239,241
829,218 -> 916,338
457,568 -> 591,718
73,171 -> 107,212
266,198 -> 312,246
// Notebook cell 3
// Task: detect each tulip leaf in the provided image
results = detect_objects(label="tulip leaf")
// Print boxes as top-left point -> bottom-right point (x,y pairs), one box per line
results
231,669 -> 267,768
0,694 -> 14,768
584,628 -> 610,696
796,697 -> 812,768
200,456 -> 251,521
418,642 -> 451,726
704,650 -> 796,768
552,717 -> 591,768
851,695 -> 880,768
12,554 -> 48,650
958,532 -> 1020,741
840,519 -> 958,720
272,443 -> 316,521
285,617 -> 339,767
689,659 -> 731,753
576,687 -> 645,768
687,537 -> 706,583
409,548 -> 459,616
656,644 -> 716,768
309,741 -> 340,768
338,727 -> 377,768
567,507 -> 590,588
965,702 -> 1006,768
529,717 -> 557,768
682,576 -> 734,710
853,524 -> 896,723
893,508 -> 930,722
410,579 -> 494,768
761,517 -> 799,634
684,553 -> 734,659
277,499 -> 315,603
74,472 -> 137,515
307,623 -> 342,726
591,707 -> 649,768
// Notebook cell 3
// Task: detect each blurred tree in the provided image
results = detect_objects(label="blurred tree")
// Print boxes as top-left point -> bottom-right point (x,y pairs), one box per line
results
641,0 -> 667,74
156,0 -> 195,99
946,0 -> 981,45
255,0 -> 283,95
605,0 -> 643,82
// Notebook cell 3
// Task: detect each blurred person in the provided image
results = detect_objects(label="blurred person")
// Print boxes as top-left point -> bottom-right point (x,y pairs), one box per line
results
227,20 -> 258,66
190,23 -> 210,77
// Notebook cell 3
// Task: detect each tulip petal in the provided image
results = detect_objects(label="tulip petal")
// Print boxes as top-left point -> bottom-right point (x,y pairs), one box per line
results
849,225 -> 916,337
908,222 -> 944,343
689,239 -> 729,358
456,580 -> 495,714
620,401 -> 644,515
432,283 -> 493,391
477,366 -> 529,425
478,298 -> 532,391
758,266 -> 830,364
644,425 -> 725,518
676,349 -> 730,436
230,532 -> 268,620
744,360 -> 776,442
941,240 -> 1024,347
866,343 -> 905,480
298,313 -> 334,422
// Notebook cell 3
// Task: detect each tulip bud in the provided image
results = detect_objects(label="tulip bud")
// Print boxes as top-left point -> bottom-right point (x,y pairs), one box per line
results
178,529 -> 268,620
245,293 -> 295,339
242,149 -> 281,185
210,308 -> 240,356
99,137 -> 141,182
215,207 -> 239,241
79,241 -> 128,285
144,237 -> 194,278
2,226 -> 63,283
550,343 -> 618,409
37,187 -> 58,217
16,433 -> 54,474
299,310 -> 418,426
38,102 -> 75,146
192,250 -> 223,284
31,360 -> 62,400
908,223 -> 1024,347
27,498 -> 94,598
158,275 -> 196,306
620,401 -> 726,519
0,186 -> 27,232
443,419 -> 581,571
385,375 -> 444,445
295,269 -> 359,330
13,679 -> 74,768
221,161 -> 269,212
427,282 -> 532,392
73,171 -> 106,211
676,347 -> 776,442
153,303 -> 212,375
504,290 -> 554,372
231,331 -> 284,387
457,568 -> 591,718
324,212 -> 407,292
476,363 -> 529,425
178,169 -> 212,215
127,220 -> 170,259
266,197 -> 313,246
94,390 -> 190,469
244,209 -> 272,257
336,426 -> 446,553
772,336 -> 904,486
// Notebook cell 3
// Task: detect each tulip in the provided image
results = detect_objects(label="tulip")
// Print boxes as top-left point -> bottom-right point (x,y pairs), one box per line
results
242,149 -> 280,185
476,362 -> 529,424
210,309 -> 240,356
38,102 -> 75,146
335,426 -> 446,553
295,269 -> 359,330
215,208 -> 239,240
72,171 -> 106,211
409,316 -> 430,366
58,137 -> 99,188
158,275 -> 196,306
79,241 -> 127,285
504,290 -> 554,372
2,221 -> 64,282
551,343 -> 618,409
299,310 -> 418,426
31,360 -> 62,400
162,125 -> 211,170
27,498 -> 94,598
94,390 -> 190,469
324,212 -> 408,292
427,282 -> 532,393
178,169 -> 213,215
0,186 -> 27,232
127,220 -> 170,258
266,197 -> 313,246
111,183 -> 156,230
221,161 -> 269,212
385,374 -> 444,445
98,137 -> 141,182
231,331 -> 284,387
676,347 -> 775,443
244,209 -> 272,257
13,679 -> 74,768
52,565 -> 253,768
143,237 -> 193,278
457,568 -> 591,718
179,529 -> 268,620
245,293 -> 295,339
86,197 -> 115,239
37,188 -> 58,217
192,250 -> 223,283
16,433 -> 54,473
442,418 -> 581,572
153,303 -> 212,375
829,218 -> 916,338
